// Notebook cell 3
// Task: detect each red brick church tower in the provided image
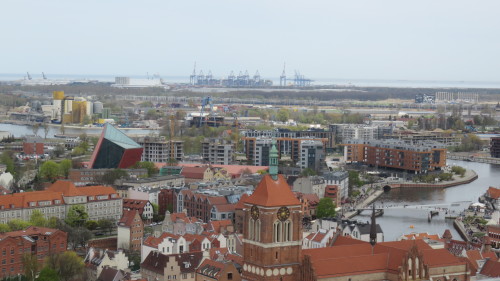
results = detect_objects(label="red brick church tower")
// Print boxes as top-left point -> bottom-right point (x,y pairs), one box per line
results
242,141 -> 302,281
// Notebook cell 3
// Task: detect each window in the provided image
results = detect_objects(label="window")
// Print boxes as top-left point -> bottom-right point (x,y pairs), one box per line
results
255,220 -> 261,242
227,273 -> 233,280
248,219 -> 254,240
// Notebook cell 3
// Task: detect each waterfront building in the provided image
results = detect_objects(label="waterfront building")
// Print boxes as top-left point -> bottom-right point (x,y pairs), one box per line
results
343,139 -> 447,173
485,186 -> 500,210
135,136 -> 184,163
89,123 -> 143,169
383,130 -> 462,147
202,138 -> 234,165
0,226 -> 67,279
23,136 -> 44,155
491,137 -> 500,158
323,170 -> 349,200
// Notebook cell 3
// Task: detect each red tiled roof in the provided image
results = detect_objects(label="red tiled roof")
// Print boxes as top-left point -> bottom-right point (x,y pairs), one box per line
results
196,259 -> 226,279
123,199 -> 149,215
403,232 -> 441,241
421,248 -> 466,267
179,163 -> 268,178
214,204 -> 236,212
487,186 -> 500,199
0,191 -> 63,209
181,166 -> 209,179
245,174 -> 300,207
47,180 -> 83,196
331,235 -> 369,246
313,253 -> 390,278
0,226 -> 64,239
479,259 -> 500,277
234,194 -> 249,210
118,210 -> 140,228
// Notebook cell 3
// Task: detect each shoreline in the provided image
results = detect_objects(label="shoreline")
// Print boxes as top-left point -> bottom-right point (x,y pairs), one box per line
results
384,169 -> 478,190
0,120 -> 160,130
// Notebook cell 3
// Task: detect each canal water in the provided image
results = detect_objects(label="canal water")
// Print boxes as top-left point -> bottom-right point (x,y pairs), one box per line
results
0,123 -> 156,138
355,160 -> 500,241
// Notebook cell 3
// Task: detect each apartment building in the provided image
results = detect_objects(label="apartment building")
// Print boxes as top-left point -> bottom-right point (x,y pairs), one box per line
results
343,139 -> 447,173
330,123 -> 396,143
243,128 -> 335,150
0,180 -> 122,224
243,136 -> 327,166
299,140 -> 325,171
0,226 -> 67,279
135,136 -> 184,162
201,138 -> 234,165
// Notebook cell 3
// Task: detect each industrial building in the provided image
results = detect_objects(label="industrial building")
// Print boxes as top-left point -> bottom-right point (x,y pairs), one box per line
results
89,123 -> 143,169
343,139 -> 447,173
135,136 -> 184,163
201,138 -> 234,165
41,91 -> 101,124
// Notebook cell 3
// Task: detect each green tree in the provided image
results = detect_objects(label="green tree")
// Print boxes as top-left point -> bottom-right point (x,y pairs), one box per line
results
58,159 -> 72,179
0,151 -> 16,177
30,210 -> 48,227
97,219 -> 114,235
8,219 -> 31,231
316,198 -> 337,219
23,254 -> 39,281
0,223 -> 11,233
100,169 -> 129,185
39,161 -> 60,182
65,205 -> 88,227
84,220 -> 98,231
52,144 -> 66,158
37,267 -> 60,281
133,161 -> 158,177
348,170 -> 364,188
276,108 -> 290,122
45,252 -> 84,281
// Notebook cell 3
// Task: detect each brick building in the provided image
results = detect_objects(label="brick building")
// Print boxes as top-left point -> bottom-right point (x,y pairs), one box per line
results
0,226 -> 67,279
122,199 -> 154,222
158,188 -> 176,215
175,190 -> 230,222
196,259 -> 242,281
343,139 -> 447,173
23,137 -> 44,155
141,251 -> 203,281
117,210 -> 143,251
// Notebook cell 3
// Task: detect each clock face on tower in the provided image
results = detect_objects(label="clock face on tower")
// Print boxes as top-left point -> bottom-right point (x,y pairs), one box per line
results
277,206 -> 290,221
251,205 -> 260,220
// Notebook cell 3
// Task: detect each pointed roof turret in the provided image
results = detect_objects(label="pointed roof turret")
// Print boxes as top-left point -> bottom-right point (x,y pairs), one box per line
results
370,204 -> 377,247
269,140 -> 278,180
245,174 -> 300,207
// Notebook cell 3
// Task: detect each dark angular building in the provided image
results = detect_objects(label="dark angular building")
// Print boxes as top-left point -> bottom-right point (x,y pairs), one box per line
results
491,137 -> 500,158
89,123 -> 143,169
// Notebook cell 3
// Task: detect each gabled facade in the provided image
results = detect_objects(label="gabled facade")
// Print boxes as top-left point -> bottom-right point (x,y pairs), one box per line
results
117,210 -> 143,251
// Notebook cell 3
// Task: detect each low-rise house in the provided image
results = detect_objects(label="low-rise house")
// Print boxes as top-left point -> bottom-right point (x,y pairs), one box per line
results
195,259 -> 242,281
303,229 -> 335,249
0,226 -> 67,279
117,210 -> 144,251
162,211 -> 204,236
84,248 -> 129,281
485,186 -> 500,210
323,171 -> 349,200
342,221 -> 384,242
226,233 -> 244,256
122,199 -> 154,222
295,192 -> 319,218
96,266 -> 130,281
141,251 -> 203,281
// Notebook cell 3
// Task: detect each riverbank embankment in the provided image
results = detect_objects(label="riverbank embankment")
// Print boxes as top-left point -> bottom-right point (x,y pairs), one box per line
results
386,169 -> 478,189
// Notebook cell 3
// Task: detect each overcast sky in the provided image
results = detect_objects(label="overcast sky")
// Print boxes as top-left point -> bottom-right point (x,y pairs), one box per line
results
2,0 -> 499,81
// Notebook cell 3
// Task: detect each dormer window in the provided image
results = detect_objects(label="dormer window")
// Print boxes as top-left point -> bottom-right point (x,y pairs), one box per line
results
29,202 -> 36,207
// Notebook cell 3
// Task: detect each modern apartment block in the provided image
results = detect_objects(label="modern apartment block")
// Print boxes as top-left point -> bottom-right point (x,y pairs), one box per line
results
330,123 -> 395,143
299,140 -> 325,171
383,131 -> 462,147
343,139 -> 447,173
135,136 -> 184,162
491,137 -> 500,158
243,128 -> 335,151
242,136 -> 328,166
201,138 -> 234,165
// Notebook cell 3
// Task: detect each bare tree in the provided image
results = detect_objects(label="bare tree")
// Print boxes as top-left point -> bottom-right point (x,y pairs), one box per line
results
43,123 -> 50,139
32,123 -> 40,136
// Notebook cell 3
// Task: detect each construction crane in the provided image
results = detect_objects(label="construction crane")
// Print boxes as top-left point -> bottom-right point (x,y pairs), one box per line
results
42,72 -> 47,80
26,72 -> 32,80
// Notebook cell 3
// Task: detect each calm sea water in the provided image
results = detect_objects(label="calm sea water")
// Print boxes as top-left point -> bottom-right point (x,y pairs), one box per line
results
356,160 -> 499,241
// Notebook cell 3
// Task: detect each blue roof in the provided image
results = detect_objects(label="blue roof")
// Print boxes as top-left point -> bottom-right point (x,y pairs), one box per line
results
103,124 -> 142,149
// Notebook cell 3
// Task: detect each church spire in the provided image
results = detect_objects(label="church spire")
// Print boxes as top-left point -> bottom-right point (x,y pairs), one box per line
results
370,204 -> 377,247
269,140 -> 278,180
